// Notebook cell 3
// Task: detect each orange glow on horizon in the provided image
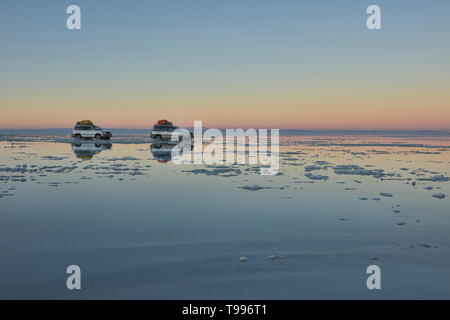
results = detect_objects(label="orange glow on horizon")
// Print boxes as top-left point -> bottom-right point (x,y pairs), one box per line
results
2,86 -> 449,130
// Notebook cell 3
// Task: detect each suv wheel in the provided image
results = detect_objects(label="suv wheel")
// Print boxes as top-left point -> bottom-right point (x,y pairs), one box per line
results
74,134 -> 81,139
95,134 -> 101,140
154,135 -> 162,141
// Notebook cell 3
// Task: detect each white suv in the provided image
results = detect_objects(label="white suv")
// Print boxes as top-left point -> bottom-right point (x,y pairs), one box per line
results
71,124 -> 112,140
150,124 -> 192,142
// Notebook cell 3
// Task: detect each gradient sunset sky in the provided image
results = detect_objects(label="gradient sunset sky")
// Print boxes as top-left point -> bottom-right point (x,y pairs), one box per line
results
1,0 -> 449,130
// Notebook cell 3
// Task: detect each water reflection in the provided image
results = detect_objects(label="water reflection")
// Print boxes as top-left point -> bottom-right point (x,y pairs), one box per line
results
72,141 -> 112,160
150,143 -> 176,163
150,143 -> 193,163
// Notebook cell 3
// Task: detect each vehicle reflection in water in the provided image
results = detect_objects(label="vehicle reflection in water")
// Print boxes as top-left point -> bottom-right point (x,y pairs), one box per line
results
72,141 -> 112,160
150,143 -> 193,163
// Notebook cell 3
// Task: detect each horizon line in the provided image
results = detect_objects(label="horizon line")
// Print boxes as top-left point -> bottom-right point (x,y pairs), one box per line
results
0,127 -> 449,132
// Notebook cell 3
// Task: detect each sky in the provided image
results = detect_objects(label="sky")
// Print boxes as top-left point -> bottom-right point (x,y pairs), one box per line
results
1,0 -> 449,130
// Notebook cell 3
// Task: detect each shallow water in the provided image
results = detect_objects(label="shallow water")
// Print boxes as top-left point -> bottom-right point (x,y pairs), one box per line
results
0,133 -> 449,299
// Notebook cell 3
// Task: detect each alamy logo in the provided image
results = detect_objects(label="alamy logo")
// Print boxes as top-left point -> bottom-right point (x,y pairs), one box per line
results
66,5 -> 81,30
66,265 -> 81,290
366,5 -> 381,30
169,121 -> 279,175
366,265 -> 381,290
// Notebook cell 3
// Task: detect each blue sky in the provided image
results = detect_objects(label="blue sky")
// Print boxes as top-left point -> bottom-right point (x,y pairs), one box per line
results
1,0 -> 449,129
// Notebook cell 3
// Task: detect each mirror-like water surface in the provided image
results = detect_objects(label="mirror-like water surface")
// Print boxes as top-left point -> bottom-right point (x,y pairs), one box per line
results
0,132 -> 449,298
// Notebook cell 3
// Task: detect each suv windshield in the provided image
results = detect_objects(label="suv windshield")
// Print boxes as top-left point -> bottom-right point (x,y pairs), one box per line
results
94,126 -> 102,130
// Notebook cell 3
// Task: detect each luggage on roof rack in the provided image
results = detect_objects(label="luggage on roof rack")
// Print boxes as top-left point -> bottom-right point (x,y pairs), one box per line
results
157,119 -> 172,126
77,120 -> 94,126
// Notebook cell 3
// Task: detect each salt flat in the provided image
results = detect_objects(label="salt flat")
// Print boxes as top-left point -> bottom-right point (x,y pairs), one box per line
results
0,132 -> 449,299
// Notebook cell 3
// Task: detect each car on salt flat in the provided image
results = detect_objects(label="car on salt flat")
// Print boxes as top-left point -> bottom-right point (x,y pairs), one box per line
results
71,121 -> 112,140
150,120 -> 193,143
